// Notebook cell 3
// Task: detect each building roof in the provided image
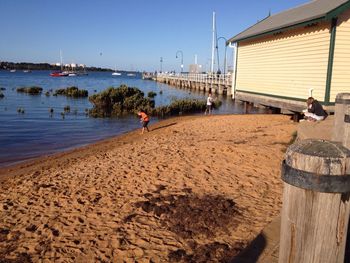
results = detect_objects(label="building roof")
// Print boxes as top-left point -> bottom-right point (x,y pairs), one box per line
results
227,0 -> 350,44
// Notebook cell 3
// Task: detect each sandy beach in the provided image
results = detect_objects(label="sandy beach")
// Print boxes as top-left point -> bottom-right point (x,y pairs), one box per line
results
0,114 -> 296,262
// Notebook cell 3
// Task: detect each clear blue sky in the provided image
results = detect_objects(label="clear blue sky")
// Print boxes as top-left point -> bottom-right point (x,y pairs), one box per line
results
0,0 -> 308,72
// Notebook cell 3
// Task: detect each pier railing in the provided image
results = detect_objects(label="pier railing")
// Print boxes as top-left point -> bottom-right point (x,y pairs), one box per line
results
157,72 -> 232,87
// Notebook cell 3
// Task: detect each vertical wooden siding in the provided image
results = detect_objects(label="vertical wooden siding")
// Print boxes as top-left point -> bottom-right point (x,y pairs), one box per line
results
331,9 -> 350,102
236,22 -> 331,102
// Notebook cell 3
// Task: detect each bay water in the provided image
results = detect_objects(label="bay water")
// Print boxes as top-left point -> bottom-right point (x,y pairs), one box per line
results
0,70 -> 263,167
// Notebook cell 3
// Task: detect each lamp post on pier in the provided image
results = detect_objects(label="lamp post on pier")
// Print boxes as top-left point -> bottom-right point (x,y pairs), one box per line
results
217,36 -> 228,75
160,57 -> 163,73
176,50 -> 184,73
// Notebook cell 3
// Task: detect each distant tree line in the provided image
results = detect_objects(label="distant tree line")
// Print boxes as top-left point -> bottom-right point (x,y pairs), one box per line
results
0,61 -> 112,72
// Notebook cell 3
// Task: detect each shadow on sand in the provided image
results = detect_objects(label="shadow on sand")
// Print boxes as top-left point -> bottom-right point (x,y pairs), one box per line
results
151,122 -> 177,131
230,233 -> 267,263
231,214 -> 350,262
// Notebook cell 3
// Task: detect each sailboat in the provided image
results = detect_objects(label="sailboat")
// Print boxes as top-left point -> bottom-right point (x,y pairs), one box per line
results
50,50 -> 68,77
50,70 -> 68,77
76,64 -> 88,76
68,64 -> 88,76
68,63 -> 77,76
112,65 -> 121,76
23,66 -> 32,73
127,65 -> 136,76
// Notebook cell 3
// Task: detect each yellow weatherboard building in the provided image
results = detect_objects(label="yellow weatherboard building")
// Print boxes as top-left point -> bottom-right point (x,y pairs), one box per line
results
227,0 -> 350,112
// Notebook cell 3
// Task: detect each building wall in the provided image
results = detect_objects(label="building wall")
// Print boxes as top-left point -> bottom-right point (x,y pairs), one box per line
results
331,9 -> 350,102
236,21 -> 331,102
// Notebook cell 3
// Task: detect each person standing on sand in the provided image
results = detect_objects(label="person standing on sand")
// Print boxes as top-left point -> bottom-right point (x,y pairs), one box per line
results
138,110 -> 150,134
205,93 -> 214,115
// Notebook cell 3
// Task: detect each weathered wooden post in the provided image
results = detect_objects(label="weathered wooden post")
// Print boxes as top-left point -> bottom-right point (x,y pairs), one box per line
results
344,105 -> 350,149
279,139 -> 350,263
243,102 -> 248,114
333,93 -> 350,143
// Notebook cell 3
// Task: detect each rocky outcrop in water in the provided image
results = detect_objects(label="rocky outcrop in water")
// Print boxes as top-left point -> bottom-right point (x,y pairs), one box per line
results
16,86 -> 43,95
152,99 -> 206,117
88,85 -> 222,118
89,85 -> 154,117
53,87 -> 88,98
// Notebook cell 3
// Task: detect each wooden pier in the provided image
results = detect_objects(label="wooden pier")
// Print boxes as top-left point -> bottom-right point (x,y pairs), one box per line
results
153,73 -> 232,96
143,72 -> 334,116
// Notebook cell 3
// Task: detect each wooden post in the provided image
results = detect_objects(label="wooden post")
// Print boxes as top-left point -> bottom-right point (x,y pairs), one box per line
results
344,105 -> 350,149
279,139 -> 350,263
332,93 -> 350,142
244,102 -> 248,114
292,113 -> 300,122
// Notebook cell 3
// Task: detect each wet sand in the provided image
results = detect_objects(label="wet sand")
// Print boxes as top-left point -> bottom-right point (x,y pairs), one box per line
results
0,114 -> 296,262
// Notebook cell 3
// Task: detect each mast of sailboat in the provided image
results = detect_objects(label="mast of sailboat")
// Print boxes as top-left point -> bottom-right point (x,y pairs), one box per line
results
60,50 -> 63,71
210,11 -> 216,73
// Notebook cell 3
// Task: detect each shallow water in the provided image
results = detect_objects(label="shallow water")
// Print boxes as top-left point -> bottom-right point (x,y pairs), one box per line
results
0,70 -> 264,167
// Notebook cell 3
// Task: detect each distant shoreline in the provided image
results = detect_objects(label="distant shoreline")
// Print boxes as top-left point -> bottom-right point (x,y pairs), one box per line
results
0,61 -> 138,73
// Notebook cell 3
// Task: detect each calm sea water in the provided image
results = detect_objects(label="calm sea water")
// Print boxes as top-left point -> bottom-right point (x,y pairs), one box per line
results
0,70 -> 263,167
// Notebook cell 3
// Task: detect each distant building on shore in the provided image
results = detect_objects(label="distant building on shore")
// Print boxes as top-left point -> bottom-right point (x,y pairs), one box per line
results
189,64 -> 202,74
227,0 -> 350,112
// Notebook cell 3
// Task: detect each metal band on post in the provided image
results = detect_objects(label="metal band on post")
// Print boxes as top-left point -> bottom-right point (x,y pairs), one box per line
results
335,98 -> 350,104
281,161 -> 350,193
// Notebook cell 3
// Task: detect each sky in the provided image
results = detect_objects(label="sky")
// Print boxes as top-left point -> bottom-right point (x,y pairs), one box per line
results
0,0 -> 309,72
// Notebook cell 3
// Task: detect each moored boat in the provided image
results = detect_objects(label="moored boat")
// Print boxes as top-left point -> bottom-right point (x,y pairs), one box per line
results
50,71 -> 69,77
77,71 -> 88,76
112,65 -> 121,76
50,50 -> 69,77
23,66 -> 32,73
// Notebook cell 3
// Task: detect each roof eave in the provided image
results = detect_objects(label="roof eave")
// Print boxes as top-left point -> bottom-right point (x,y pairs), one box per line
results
326,0 -> 350,20
226,16 -> 326,45
227,0 -> 350,45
